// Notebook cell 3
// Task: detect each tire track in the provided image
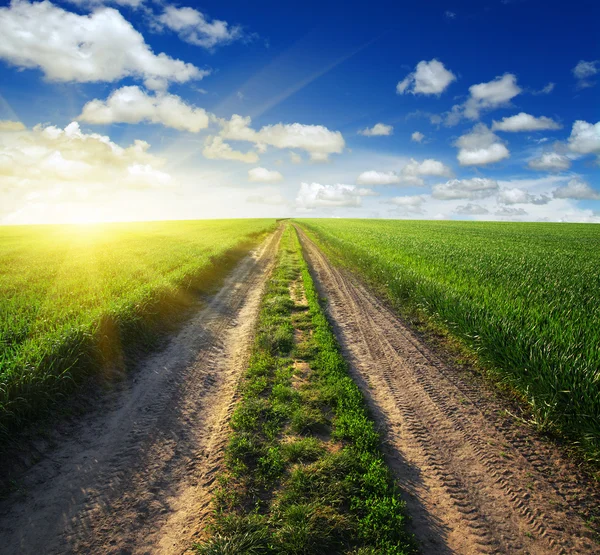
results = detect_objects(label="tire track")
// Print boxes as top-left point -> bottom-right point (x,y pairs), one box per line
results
296,225 -> 598,555
0,228 -> 282,555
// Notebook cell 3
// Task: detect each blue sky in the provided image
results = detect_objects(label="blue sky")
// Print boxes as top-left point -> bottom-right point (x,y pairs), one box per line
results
0,0 -> 599,224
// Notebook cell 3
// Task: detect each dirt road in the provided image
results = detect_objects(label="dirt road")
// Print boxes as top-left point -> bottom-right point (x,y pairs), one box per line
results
297,226 -> 599,555
0,229 -> 281,555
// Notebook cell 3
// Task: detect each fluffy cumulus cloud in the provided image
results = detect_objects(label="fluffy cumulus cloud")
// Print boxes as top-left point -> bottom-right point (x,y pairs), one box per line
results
248,167 -> 283,183
454,203 -> 489,215
567,120 -> 600,158
79,86 -> 210,132
218,115 -> 345,162
446,74 -> 521,124
552,179 -> 600,200
497,188 -> 550,205
0,1 -> 206,90
389,195 -> 425,214
527,152 -> 571,172
65,0 -> 145,6
0,120 -> 171,200
454,124 -> 510,166
492,113 -> 561,132
411,131 -> 425,143
157,6 -> 243,50
572,60 -> 598,89
396,59 -> 456,95
359,123 -> 393,136
356,171 -> 401,186
202,136 -> 259,163
295,183 -> 374,210
432,177 -> 499,200
356,158 -> 453,187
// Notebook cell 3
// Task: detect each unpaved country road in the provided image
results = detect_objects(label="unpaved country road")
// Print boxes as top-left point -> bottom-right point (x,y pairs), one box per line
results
0,228 -> 281,555
297,226 -> 600,555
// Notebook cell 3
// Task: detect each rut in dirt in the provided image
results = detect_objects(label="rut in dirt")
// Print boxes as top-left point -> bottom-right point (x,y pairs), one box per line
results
297,225 -> 599,555
0,228 -> 281,555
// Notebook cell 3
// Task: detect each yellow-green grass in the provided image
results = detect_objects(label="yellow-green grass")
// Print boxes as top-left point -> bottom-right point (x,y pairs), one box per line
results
0,219 -> 276,435
296,219 -> 600,461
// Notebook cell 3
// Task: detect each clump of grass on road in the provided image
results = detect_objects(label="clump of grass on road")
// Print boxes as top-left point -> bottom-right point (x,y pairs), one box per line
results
296,218 -> 600,461
196,225 -> 414,554
0,219 -> 275,437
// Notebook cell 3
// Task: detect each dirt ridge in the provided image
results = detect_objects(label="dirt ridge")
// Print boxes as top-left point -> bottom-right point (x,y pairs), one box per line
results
297,225 -> 598,555
0,227 -> 282,555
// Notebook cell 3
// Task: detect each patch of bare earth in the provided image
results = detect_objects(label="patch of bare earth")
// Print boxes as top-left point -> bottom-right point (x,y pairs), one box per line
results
0,228 -> 282,555
296,225 -> 600,555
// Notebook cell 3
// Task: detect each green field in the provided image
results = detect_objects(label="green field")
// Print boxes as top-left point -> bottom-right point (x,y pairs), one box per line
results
297,219 -> 600,458
0,219 -> 276,433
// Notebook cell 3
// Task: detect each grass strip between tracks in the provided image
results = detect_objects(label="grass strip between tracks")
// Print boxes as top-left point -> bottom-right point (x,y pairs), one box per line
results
196,225 -> 415,554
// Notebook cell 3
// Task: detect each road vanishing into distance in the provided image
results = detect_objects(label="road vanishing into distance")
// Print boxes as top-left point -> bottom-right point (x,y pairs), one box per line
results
1,225 -> 598,554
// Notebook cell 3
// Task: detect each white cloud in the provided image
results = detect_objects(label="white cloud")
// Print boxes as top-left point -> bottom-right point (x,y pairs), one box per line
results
446,74 -> 521,124
202,136 -> 259,163
432,177 -> 499,200
454,203 -> 489,215
289,152 -> 302,164
445,10 -> 456,19
0,120 -> 171,197
535,82 -> 555,95
402,158 -> 454,179
573,60 -> 598,88
389,195 -> 425,213
79,86 -> 210,132
157,6 -> 243,50
64,0 -> 145,7
454,124 -> 510,166
218,114 -> 345,162
357,171 -> 401,186
567,120 -> 600,158
0,1 -> 206,90
248,167 -> 283,183
527,152 -> 571,172
492,112 -> 561,132
411,131 -> 425,143
295,183 -> 374,210
465,74 -> 521,118
496,206 -> 527,217
497,188 -> 550,205
359,123 -> 393,136
396,59 -> 456,95
553,179 -> 600,200
356,158 -> 453,187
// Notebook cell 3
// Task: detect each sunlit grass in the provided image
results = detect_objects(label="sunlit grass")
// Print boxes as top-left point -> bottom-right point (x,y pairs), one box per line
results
0,219 -> 276,434
297,219 -> 600,460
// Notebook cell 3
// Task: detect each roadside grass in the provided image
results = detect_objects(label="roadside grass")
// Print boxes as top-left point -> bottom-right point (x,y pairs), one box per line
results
0,219 -> 276,439
196,225 -> 415,554
295,219 -> 600,463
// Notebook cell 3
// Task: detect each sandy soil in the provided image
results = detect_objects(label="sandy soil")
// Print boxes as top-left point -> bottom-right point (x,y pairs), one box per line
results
0,228 -> 281,555
297,226 -> 599,555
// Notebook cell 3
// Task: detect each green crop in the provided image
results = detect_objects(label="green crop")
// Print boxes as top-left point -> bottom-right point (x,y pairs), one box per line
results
296,219 -> 600,460
0,219 -> 275,434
